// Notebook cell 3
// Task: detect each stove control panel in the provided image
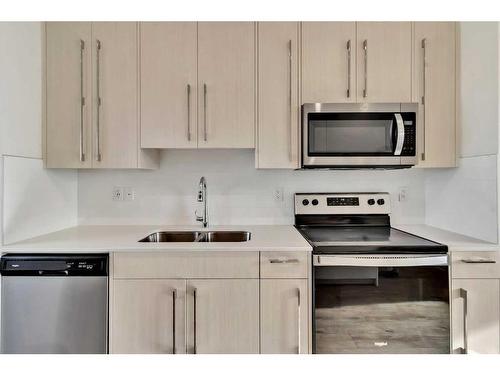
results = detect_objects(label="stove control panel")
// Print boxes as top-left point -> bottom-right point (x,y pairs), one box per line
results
295,193 -> 390,215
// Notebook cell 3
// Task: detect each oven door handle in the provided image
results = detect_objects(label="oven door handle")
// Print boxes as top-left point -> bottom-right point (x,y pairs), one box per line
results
314,254 -> 448,267
393,113 -> 405,156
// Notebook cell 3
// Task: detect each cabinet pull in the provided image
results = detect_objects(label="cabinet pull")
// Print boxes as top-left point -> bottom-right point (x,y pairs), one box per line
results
172,289 -> 177,354
288,39 -> 293,162
461,258 -> 496,264
363,40 -> 368,98
269,258 -> 299,264
79,39 -> 86,162
297,287 -> 301,354
95,39 -> 102,162
459,288 -> 468,354
193,287 -> 197,354
186,84 -> 191,142
203,84 -> 207,142
421,38 -> 427,161
346,39 -> 351,98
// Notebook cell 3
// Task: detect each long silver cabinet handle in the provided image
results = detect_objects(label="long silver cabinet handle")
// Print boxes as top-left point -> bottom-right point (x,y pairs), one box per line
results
346,39 -> 351,98
172,289 -> 177,354
79,39 -> 86,162
269,258 -> 299,264
186,84 -> 191,141
297,287 -> 301,354
459,288 -> 468,354
95,39 -> 102,162
363,40 -> 368,98
203,84 -> 207,142
461,258 -> 496,264
193,288 -> 197,354
288,39 -> 293,161
421,38 -> 426,161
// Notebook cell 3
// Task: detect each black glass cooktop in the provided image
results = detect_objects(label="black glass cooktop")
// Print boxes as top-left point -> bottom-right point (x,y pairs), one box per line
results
296,225 -> 447,254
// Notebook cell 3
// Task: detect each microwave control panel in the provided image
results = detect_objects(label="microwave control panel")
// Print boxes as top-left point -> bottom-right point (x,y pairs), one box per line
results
400,113 -> 416,156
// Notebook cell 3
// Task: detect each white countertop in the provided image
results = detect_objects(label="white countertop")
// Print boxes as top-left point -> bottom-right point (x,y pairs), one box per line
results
393,224 -> 499,252
0,225 -> 313,253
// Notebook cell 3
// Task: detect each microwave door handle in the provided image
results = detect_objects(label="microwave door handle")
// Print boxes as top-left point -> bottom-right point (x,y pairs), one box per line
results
394,113 -> 405,156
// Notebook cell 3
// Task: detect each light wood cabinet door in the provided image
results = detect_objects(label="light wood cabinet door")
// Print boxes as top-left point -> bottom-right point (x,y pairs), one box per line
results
140,22 -> 198,148
91,22 -> 141,168
301,22 -> 356,103
260,279 -> 308,354
111,279 -> 186,354
257,22 -> 300,169
414,22 -> 457,167
197,22 -> 255,148
452,279 -> 500,354
186,279 -> 259,353
46,22 -> 92,168
356,22 -> 412,102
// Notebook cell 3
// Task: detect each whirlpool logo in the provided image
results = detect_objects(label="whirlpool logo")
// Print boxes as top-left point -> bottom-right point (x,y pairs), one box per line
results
374,341 -> 388,347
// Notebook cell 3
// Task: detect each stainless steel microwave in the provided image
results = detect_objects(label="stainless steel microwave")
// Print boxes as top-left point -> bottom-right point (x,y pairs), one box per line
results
302,103 -> 418,168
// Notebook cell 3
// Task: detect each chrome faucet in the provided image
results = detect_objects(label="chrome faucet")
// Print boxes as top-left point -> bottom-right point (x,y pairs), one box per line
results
195,176 -> 208,228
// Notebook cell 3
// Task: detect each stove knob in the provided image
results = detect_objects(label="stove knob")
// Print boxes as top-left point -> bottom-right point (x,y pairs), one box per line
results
302,199 -> 309,206
368,199 -> 375,206
377,199 -> 385,205
312,199 -> 319,206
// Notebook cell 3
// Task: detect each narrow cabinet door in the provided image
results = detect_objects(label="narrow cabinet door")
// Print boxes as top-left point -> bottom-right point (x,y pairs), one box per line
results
197,22 -> 256,148
452,279 -> 500,354
46,22 -> 92,168
356,22 -> 412,102
111,279 -> 186,354
91,22 -> 139,168
186,279 -> 259,354
301,22 -> 356,103
261,279 -> 308,354
140,22 -> 198,148
414,22 -> 456,167
257,22 -> 299,169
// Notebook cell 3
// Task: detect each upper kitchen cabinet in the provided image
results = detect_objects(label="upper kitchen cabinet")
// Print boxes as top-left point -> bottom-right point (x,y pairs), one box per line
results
45,22 -> 92,168
197,22 -> 256,148
356,22 -> 412,102
45,22 -> 158,169
140,22 -> 198,148
414,22 -> 457,167
257,22 -> 300,169
301,22 -> 356,103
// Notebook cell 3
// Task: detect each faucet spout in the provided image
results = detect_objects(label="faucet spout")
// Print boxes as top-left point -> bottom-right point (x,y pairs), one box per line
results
195,176 -> 208,228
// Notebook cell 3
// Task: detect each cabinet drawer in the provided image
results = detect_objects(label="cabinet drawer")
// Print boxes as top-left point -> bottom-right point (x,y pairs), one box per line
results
451,251 -> 500,279
114,251 -> 259,279
260,252 -> 309,279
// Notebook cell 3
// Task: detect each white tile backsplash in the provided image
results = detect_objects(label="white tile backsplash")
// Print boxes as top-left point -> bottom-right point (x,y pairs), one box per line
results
78,149 -> 426,226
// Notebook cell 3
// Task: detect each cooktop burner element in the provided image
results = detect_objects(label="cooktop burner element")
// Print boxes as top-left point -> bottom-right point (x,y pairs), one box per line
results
294,193 -> 447,255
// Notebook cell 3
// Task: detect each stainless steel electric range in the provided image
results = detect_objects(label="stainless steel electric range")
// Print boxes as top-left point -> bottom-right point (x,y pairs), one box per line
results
295,192 -> 450,354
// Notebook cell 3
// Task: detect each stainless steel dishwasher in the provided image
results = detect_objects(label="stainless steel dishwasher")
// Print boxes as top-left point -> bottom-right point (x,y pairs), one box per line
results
0,254 -> 108,354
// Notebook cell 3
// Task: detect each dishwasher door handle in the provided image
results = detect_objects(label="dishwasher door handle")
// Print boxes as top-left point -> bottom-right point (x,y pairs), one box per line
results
38,270 -> 69,276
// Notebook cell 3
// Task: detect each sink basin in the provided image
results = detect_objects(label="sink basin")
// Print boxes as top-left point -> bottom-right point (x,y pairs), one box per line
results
139,231 -> 251,243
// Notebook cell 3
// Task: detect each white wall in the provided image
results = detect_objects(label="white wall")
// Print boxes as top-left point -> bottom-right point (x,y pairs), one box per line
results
78,149 -> 426,226
0,22 -> 78,245
425,22 -> 499,243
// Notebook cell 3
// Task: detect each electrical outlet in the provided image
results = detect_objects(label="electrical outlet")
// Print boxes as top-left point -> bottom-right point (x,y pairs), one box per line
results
398,187 -> 409,202
112,187 -> 123,201
124,187 -> 135,201
274,187 -> 284,202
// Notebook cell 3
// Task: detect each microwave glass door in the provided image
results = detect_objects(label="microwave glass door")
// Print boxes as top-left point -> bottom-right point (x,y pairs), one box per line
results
308,113 -> 396,156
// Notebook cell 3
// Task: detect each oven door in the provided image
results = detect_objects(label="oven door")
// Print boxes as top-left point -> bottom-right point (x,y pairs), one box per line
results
312,254 -> 450,354
302,103 -> 416,167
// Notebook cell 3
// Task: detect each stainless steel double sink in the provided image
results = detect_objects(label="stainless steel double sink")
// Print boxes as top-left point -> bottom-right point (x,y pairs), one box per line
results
139,231 -> 251,243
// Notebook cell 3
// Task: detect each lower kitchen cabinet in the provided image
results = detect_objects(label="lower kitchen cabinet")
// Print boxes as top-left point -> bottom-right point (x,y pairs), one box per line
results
186,279 -> 259,354
111,279 -> 186,354
451,279 -> 500,354
260,279 -> 308,354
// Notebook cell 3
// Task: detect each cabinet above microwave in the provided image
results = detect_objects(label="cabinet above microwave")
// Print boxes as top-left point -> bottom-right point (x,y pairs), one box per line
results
301,103 -> 418,169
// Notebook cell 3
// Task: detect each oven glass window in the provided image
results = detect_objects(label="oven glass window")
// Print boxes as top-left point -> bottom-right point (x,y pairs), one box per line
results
308,113 -> 395,156
314,266 -> 450,354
